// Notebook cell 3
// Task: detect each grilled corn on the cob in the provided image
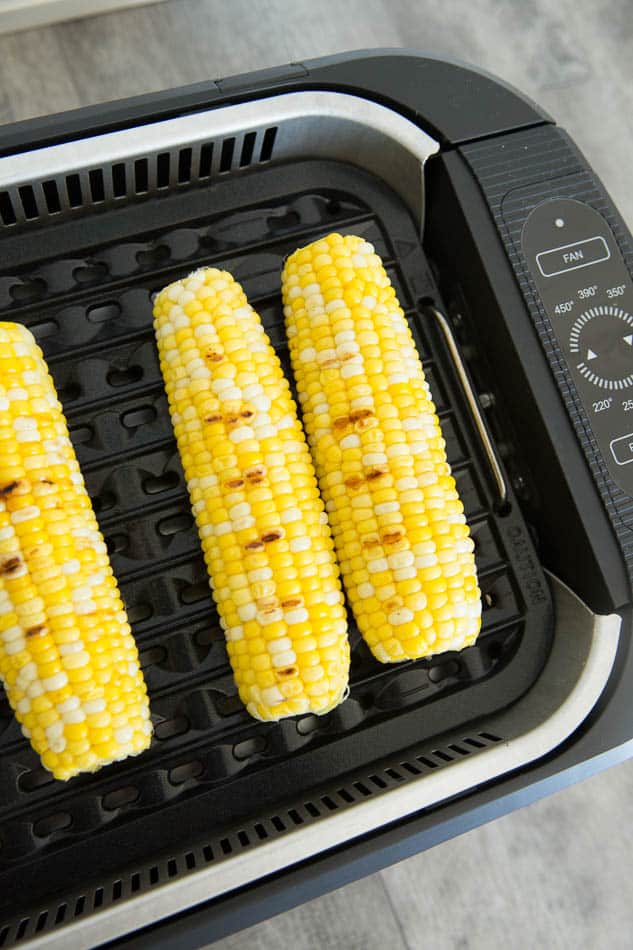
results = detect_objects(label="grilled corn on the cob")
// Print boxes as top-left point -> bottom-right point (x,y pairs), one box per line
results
153,268 -> 349,721
282,233 -> 481,663
0,323 -> 152,780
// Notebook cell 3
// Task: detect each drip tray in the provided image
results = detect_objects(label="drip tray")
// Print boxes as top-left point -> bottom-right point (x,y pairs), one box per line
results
0,159 -> 552,938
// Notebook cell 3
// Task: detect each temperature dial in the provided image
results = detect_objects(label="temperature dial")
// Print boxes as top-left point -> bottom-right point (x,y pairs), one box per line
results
569,305 -> 633,390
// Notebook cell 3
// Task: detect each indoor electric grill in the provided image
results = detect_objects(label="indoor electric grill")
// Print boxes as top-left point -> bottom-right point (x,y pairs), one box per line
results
0,49 -> 632,949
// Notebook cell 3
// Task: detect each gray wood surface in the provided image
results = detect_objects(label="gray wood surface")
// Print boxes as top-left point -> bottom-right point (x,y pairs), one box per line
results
0,2 -> 632,948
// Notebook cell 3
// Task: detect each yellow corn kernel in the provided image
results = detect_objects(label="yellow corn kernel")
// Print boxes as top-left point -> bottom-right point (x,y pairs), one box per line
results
153,268 -> 349,721
282,234 -> 481,662
0,323 -> 152,780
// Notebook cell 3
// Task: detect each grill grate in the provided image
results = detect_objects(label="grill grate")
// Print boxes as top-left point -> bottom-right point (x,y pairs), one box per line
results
0,157 -> 552,942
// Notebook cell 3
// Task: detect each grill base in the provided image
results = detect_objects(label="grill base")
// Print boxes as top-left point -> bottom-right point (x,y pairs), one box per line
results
0,158 -> 552,940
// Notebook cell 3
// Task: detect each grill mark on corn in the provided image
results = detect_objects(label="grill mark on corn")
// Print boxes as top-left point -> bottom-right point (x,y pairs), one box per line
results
244,465 -> 266,485
362,535 -> 381,549
224,478 -> 244,490
204,413 -> 222,424
26,624 -> 48,639
0,555 -> 23,576
0,479 -> 25,496
244,539 -> 265,551
382,529 -> 405,545
350,409 -> 374,423
344,475 -> 365,491
281,597 -> 303,608
366,467 -> 388,481
276,667 -> 297,678
333,416 -> 351,433
261,530 -> 283,544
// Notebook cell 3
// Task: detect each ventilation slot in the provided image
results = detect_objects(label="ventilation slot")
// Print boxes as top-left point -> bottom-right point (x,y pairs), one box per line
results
42,180 -> 61,214
89,169 -> 105,203
337,787 -> 355,803
0,191 -> 16,226
260,125 -> 278,162
65,174 -> 82,209
112,163 -> 127,198
156,153 -> 170,189
254,823 -> 268,840
19,185 -> 38,220
219,137 -> 235,173
240,131 -> 257,167
130,158 -> 147,195
178,148 -> 192,184
199,143 -> 213,178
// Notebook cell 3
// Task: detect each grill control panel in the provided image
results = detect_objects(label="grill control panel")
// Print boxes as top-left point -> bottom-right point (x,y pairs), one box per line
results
522,197 -> 633,497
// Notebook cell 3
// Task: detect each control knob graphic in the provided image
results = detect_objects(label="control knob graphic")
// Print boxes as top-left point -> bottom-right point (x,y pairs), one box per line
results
569,305 -> 633,389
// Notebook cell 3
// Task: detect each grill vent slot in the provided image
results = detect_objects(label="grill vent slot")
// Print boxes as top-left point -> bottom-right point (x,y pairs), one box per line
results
0,730 -> 502,946
0,127 -> 278,229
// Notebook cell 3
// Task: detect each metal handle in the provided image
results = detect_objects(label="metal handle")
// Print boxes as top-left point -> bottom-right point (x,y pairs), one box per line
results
426,306 -> 508,507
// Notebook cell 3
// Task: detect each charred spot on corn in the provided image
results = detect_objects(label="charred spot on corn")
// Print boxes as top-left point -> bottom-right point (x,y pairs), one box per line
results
245,465 -> 266,484
26,624 -> 48,639
0,478 -> 28,496
382,529 -> 405,545
367,467 -> 389,481
0,555 -> 24,576
245,539 -> 265,551
261,530 -> 284,544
